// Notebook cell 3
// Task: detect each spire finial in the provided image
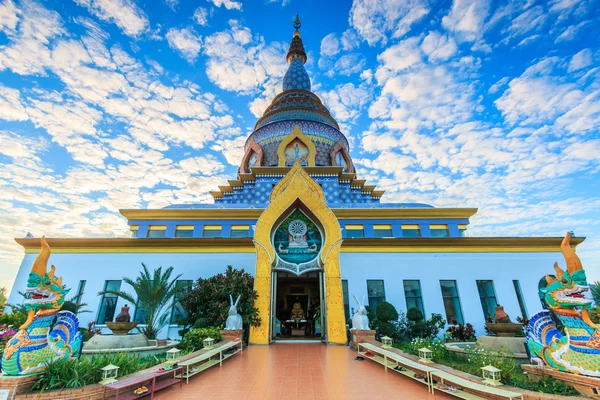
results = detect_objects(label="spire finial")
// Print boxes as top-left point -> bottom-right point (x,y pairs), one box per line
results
293,14 -> 301,30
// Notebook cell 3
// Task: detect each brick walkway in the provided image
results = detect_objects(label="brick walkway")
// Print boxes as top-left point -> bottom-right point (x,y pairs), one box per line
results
155,342 -> 451,400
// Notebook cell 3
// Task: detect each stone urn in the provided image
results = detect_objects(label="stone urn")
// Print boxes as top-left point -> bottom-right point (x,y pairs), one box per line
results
485,322 -> 523,337
106,321 -> 139,335
494,305 -> 511,323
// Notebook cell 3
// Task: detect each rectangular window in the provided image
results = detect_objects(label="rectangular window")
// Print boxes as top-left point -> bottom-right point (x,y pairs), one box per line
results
477,280 -> 499,321
513,280 -> 528,319
202,225 -> 222,238
342,280 -> 350,323
97,280 -> 121,324
74,280 -> 86,306
230,225 -> 250,238
174,225 -> 194,238
440,280 -> 464,325
403,280 -> 425,317
130,225 -> 139,238
345,224 -> 364,238
147,225 -> 167,238
430,224 -> 449,238
170,280 -> 193,325
401,224 -> 421,238
133,301 -> 147,324
458,224 -> 468,237
373,224 -> 393,238
367,280 -> 386,309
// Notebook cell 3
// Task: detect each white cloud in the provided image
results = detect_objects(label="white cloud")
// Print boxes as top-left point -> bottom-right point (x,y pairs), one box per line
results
208,0 -> 242,10
554,20 -> 591,43
179,155 -> 225,175
442,0 -> 490,42
349,0 -> 430,45
319,83 -> 371,125
0,84 -> 28,122
202,21 -> 287,94
341,29 -> 360,51
568,49 -> 593,72
421,31 -> 458,62
0,0 -> 19,32
166,28 -> 202,63
211,136 -> 246,166
193,7 -> 209,26
73,0 -> 149,37
320,33 -> 340,57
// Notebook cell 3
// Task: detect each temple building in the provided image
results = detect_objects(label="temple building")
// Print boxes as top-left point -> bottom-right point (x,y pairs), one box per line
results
7,17 -> 585,344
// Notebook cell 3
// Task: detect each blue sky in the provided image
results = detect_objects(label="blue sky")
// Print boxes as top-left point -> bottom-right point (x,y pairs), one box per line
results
0,0 -> 599,293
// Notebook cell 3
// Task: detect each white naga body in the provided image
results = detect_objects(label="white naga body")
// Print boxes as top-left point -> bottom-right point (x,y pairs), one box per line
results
351,295 -> 370,330
225,294 -> 243,330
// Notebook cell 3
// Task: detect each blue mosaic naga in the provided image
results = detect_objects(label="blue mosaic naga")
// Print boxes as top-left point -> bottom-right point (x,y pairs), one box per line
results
527,232 -> 600,377
2,236 -> 82,375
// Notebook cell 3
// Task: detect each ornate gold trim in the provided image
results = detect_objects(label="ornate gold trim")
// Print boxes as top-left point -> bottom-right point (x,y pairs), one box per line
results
276,126 -> 317,167
119,207 -> 479,220
250,163 -> 346,345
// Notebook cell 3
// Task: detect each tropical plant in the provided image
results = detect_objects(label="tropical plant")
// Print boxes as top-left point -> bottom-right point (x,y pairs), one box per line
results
98,263 -> 182,339
181,266 -> 260,336
179,327 -> 223,353
60,292 -> 91,314
32,352 -> 165,392
445,323 -> 476,342
0,287 -> 7,309
591,281 -> 600,305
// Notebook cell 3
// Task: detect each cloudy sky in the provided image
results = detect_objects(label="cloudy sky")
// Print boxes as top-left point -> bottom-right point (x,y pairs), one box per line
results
0,0 -> 599,293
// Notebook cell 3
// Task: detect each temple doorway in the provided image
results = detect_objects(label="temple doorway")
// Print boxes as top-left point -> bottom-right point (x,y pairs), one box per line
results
271,270 -> 325,341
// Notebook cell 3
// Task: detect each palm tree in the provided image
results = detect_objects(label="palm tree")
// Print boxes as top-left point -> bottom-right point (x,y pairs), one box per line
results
591,281 -> 600,306
99,263 -> 182,339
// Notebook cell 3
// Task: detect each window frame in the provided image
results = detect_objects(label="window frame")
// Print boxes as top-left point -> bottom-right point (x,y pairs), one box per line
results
130,225 -> 139,238
373,224 -> 393,238
513,280 -> 528,319
366,279 -> 386,309
174,225 -> 194,238
202,225 -> 222,238
476,280 -> 499,321
440,280 -> 464,325
430,224 -> 450,238
345,224 -> 364,238
458,224 -> 468,237
97,280 -> 122,324
342,280 -> 350,323
74,280 -> 86,306
401,224 -> 421,238
147,225 -> 167,238
230,225 -> 250,238
403,280 -> 425,317
170,280 -> 193,325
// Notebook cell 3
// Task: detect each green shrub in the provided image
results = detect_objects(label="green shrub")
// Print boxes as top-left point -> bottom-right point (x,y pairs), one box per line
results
179,327 -> 223,353
60,301 -> 78,314
375,302 -> 398,322
33,353 -> 165,392
406,307 -> 423,322
0,306 -> 27,328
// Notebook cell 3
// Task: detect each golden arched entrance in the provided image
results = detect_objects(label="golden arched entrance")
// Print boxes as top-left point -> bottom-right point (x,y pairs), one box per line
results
249,163 -> 346,344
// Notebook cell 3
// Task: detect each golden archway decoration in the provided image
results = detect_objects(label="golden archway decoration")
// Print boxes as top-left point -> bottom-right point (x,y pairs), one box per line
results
249,162 -> 346,344
277,126 -> 317,167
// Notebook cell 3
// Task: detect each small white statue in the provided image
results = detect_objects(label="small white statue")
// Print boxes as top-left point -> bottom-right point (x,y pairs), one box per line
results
351,295 -> 370,330
225,294 -> 243,330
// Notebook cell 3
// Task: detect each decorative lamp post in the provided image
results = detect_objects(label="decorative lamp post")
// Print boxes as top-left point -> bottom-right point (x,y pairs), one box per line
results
418,347 -> 433,363
100,364 -> 119,385
166,347 -> 181,365
481,365 -> 502,386
381,336 -> 393,348
203,337 -> 215,350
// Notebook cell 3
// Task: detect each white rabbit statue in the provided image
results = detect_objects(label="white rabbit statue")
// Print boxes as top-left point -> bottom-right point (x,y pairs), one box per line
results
225,294 -> 243,330
351,295 -> 370,330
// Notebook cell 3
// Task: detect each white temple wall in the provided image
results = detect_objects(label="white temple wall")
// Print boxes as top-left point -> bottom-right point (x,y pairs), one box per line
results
340,252 -> 556,337
7,250 -> 557,340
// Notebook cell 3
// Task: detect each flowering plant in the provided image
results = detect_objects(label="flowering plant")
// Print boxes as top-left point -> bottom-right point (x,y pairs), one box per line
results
445,323 -> 476,342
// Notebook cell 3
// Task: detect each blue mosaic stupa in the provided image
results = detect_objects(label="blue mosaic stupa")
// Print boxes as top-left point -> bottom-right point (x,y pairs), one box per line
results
167,15 -> 431,210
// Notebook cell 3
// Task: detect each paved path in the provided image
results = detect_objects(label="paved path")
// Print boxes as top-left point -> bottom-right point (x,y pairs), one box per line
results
155,343 -> 451,400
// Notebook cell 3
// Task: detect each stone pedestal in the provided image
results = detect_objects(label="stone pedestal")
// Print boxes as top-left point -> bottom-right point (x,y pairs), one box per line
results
221,329 -> 244,344
476,336 -> 527,356
522,364 -> 600,398
0,373 -> 38,397
349,329 -> 376,351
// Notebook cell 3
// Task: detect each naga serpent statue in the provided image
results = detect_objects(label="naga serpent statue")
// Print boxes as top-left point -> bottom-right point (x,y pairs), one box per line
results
527,232 -> 600,377
2,236 -> 82,375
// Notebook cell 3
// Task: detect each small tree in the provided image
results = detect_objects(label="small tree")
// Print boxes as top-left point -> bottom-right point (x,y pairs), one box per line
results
181,266 -> 260,333
98,263 -> 182,339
